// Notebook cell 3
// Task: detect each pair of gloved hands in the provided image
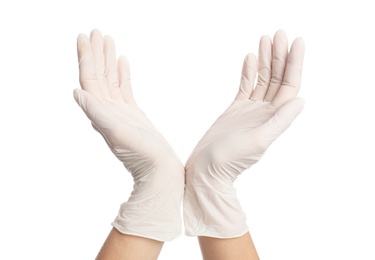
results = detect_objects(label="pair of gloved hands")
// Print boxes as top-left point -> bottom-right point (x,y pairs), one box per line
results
74,29 -> 305,242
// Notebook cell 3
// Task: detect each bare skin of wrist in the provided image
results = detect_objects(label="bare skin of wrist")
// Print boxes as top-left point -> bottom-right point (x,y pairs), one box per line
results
96,228 -> 163,260
198,232 -> 260,260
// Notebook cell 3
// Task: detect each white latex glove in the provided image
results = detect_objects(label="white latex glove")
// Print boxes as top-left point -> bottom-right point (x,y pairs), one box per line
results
183,30 -> 305,238
74,30 -> 184,241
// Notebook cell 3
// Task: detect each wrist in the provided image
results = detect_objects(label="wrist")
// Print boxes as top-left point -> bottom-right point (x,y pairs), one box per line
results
183,167 -> 248,238
113,159 -> 185,242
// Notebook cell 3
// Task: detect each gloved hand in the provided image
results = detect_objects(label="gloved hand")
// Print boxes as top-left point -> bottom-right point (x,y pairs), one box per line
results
183,30 -> 305,238
74,30 -> 184,241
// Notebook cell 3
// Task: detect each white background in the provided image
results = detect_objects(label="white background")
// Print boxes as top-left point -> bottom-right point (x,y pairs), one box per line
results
0,0 -> 374,259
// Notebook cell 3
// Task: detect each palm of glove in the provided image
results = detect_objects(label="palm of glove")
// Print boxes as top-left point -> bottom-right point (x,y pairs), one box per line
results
186,100 -> 279,182
77,95 -> 176,180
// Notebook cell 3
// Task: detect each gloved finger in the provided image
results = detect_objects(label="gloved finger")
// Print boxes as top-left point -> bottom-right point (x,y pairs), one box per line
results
264,30 -> 288,102
104,35 -> 125,103
272,38 -> 305,108
234,53 -> 257,101
90,29 -> 111,99
260,98 -> 304,144
77,33 -> 104,99
118,56 -> 137,105
251,35 -> 272,101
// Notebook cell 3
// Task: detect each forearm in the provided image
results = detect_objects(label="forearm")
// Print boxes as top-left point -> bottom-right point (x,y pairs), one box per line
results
198,232 -> 259,260
96,228 -> 163,260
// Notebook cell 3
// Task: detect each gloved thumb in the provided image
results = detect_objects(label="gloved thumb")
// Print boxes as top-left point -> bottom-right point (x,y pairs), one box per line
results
73,89 -> 103,123
260,98 -> 305,142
